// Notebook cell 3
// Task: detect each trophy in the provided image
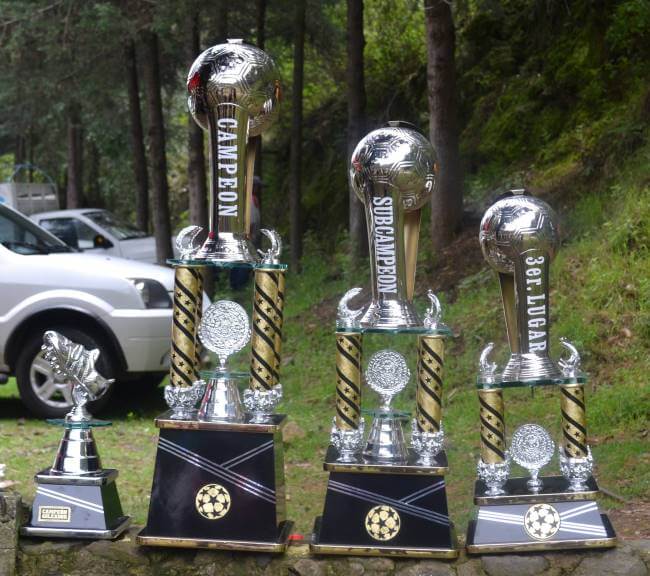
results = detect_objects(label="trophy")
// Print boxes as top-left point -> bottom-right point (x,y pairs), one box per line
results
466,190 -> 616,553
21,331 -> 131,539
187,39 -> 280,263
311,124 -> 458,559
137,40 -> 292,553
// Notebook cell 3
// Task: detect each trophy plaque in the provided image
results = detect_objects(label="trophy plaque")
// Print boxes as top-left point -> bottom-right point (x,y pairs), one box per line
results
137,40 -> 292,553
21,331 -> 131,540
311,123 -> 458,559
466,190 -> 617,553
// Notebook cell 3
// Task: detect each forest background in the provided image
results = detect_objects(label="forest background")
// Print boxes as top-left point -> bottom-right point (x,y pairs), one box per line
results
0,0 -> 649,537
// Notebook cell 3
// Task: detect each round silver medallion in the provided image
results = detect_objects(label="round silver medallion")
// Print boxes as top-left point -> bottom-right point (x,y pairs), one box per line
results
198,301 -> 251,363
365,350 -> 410,409
510,424 -> 555,470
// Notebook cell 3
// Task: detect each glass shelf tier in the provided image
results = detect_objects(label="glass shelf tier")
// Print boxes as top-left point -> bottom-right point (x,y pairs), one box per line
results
167,258 -> 287,271
46,418 -> 112,429
476,374 -> 587,390
336,325 -> 452,336
199,369 -> 249,381
361,407 -> 410,419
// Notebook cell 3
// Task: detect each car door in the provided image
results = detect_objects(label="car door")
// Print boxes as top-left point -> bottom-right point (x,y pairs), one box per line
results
38,216 -> 119,256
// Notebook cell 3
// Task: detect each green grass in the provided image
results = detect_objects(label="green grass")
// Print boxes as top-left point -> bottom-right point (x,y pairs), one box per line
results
1,143 -> 648,538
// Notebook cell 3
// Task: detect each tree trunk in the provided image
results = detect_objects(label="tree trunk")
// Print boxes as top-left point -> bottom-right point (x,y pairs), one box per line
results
347,0 -> 368,260
14,135 -> 25,172
125,39 -> 150,233
424,0 -> 462,250
186,12 -> 208,231
140,30 -> 173,263
289,0 -> 305,271
66,102 -> 83,209
86,141 -> 100,207
213,0 -> 228,43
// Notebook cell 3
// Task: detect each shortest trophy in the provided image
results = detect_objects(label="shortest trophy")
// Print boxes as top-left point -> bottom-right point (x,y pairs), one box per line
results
466,190 -> 616,553
21,331 -> 131,539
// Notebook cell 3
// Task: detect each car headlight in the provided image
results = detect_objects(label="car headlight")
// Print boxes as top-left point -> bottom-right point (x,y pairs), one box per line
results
128,278 -> 172,309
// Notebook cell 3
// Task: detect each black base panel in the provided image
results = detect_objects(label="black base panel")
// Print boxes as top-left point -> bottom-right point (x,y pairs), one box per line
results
311,516 -> 458,558
316,471 -> 455,553
22,473 -> 125,536
466,499 -> 617,554
140,427 -> 287,545
136,520 -> 293,553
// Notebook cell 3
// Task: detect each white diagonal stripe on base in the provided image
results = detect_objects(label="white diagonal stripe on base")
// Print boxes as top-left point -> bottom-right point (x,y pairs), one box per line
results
328,480 -> 450,526
477,510 -> 525,522
221,440 -> 274,469
559,502 -> 598,520
400,480 -> 446,503
159,437 -> 274,498
158,438 -> 275,504
476,514 -> 524,528
37,487 -> 103,515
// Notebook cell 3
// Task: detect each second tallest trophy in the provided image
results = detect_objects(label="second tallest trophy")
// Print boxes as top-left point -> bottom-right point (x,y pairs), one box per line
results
137,40 -> 292,552
311,123 -> 458,558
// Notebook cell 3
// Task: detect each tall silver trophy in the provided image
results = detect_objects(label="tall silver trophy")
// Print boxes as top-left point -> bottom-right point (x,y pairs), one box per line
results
312,123 -> 458,559
21,331 -> 131,539
187,39 -> 281,263
349,122 -> 435,329
479,192 -> 561,381
138,40 -> 292,553
467,191 -> 616,554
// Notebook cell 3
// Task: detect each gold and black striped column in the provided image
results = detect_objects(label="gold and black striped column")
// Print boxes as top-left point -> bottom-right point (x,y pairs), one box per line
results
250,268 -> 282,391
560,384 -> 588,458
170,266 -> 202,388
191,267 -> 205,380
273,269 -> 286,378
416,335 -> 445,433
478,388 -> 506,464
335,332 -> 363,430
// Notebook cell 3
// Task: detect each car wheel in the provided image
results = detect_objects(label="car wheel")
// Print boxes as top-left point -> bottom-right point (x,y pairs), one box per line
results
16,326 -> 116,418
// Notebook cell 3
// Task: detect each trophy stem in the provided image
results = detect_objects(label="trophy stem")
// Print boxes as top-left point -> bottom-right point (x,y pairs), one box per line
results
250,268 -> 283,391
170,266 -> 203,388
498,272 -> 519,354
51,425 -> 102,476
560,383 -> 588,458
360,185 -> 420,329
197,102 -> 256,262
415,335 -> 444,433
503,248 -> 562,381
334,333 -> 363,430
478,388 -> 506,464
403,209 -> 421,301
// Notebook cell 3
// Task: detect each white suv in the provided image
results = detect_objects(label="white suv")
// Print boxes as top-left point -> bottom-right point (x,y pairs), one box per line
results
31,208 -> 161,263
0,203 -> 176,417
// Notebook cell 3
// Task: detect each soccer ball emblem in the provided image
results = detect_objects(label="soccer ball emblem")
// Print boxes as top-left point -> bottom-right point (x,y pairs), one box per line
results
195,484 -> 231,520
524,503 -> 560,540
365,505 -> 401,541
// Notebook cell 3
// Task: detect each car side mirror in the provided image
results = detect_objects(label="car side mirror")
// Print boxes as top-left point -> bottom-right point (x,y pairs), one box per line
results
93,234 -> 113,249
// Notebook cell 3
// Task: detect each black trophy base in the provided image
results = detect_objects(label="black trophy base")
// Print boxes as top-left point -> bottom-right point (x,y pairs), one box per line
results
466,477 -> 617,554
137,520 -> 294,553
137,414 -> 291,553
311,452 -> 458,559
311,517 -> 458,559
21,468 -> 131,540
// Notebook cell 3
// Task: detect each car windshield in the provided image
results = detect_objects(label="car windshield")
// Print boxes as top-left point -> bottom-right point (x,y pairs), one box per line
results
84,210 -> 148,240
0,205 -> 73,255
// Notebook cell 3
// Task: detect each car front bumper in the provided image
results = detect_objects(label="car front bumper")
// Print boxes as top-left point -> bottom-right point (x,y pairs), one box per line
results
106,308 -> 172,373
